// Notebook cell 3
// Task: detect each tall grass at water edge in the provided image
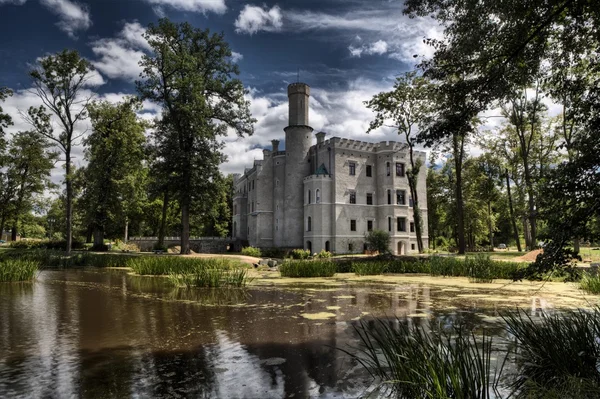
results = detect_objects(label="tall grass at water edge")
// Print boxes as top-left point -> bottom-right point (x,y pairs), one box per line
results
580,272 -> 600,294
348,308 -> 600,398
0,258 -> 39,282
0,249 -> 135,268
168,267 -> 252,288
128,257 -> 244,275
279,260 -> 336,277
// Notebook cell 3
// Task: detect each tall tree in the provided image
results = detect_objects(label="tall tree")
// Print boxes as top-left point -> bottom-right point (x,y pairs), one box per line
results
26,50 -> 95,254
82,99 -> 148,249
0,131 -> 57,238
0,87 -> 12,143
137,19 -> 255,254
365,71 -> 432,253
473,154 -> 503,250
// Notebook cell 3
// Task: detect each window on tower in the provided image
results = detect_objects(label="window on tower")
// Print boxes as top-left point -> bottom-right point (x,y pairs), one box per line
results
396,163 -> 405,177
396,190 -> 406,205
350,219 -> 357,231
366,165 -> 372,177
349,162 -> 356,175
366,193 -> 373,205
349,191 -> 356,204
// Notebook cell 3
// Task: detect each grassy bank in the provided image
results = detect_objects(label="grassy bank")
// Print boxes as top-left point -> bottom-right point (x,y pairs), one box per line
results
0,258 -> 39,282
350,308 -> 600,398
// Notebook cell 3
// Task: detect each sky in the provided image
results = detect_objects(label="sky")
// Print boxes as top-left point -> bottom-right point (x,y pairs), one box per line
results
0,0 -> 446,185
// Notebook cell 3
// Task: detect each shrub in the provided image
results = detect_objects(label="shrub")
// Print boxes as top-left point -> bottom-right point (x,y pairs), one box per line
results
260,247 -> 287,258
346,318 -> 502,398
316,249 -> 332,259
279,260 -> 336,277
0,258 -> 39,282
8,239 -> 84,251
580,273 -> 600,294
352,261 -> 388,275
335,260 -> 353,273
241,246 -> 261,257
290,248 -> 311,259
365,229 -> 391,254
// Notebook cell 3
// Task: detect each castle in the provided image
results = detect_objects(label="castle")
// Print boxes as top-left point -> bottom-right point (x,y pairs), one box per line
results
232,83 -> 428,254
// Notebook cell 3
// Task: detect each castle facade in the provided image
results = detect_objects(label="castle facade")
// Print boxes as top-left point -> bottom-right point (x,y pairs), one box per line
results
232,83 -> 428,254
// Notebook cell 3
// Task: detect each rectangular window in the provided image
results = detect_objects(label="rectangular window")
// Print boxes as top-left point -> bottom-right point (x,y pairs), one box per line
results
411,243 -> 415,251
366,165 -> 372,177
387,190 -> 391,205
388,217 -> 392,232
410,222 -> 415,233
409,197 -> 414,207
350,219 -> 356,231
396,163 -> 405,177
397,217 -> 406,232
386,162 -> 391,176
366,193 -> 373,205
367,220 -> 373,231
349,162 -> 356,175
348,243 -> 354,252
396,190 -> 406,205
349,191 -> 356,204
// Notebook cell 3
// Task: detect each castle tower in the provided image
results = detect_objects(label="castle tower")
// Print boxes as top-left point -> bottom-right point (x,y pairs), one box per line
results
283,83 -> 313,248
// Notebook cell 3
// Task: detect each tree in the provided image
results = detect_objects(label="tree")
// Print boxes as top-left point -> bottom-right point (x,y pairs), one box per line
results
365,229 -> 391,254
137,19 -> 255,254
473,154 -> 503,250
82,99 -> 148,249
0,131 -> 58,238
0,86 -> 12,143
26,50 -> 95,254
365,71 -> 432,253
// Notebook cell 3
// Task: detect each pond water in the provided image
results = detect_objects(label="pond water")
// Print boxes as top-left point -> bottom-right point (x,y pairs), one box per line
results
0,269 -> 595,398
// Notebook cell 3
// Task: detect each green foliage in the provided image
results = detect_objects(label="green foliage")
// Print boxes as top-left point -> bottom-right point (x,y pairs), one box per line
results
503,308 -> 600,397
241,246 -> 261,257
430,256 -> 466,277
315,249 -> 332,259
0,86 -> 13,138
128,256 -> 242,276
385,259 -> 431,274
290,248 -> 311,259
0,258 -> 38,282
8,239 -> 84,251
364,230 -> 391,254
352,261 -> 388,276
279,260 -> 336,278
347,318 -> 502,398
260,247 -> 287,258
137,19 -> 255,254
168,266 -> 252,288
465,254 -> 496,283
580,273 -> 600,294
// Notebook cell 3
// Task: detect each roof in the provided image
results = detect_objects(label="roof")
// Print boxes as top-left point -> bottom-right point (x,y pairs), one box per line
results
315,163 -> 329,176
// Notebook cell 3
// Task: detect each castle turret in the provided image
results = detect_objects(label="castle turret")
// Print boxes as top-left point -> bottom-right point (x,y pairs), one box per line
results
283,83 -> 313,248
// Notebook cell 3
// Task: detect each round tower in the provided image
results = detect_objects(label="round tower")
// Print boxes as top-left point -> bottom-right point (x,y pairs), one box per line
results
283,83 -> 313,248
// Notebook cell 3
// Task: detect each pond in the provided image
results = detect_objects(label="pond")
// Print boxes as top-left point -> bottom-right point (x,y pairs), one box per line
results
0,268 -> 595,398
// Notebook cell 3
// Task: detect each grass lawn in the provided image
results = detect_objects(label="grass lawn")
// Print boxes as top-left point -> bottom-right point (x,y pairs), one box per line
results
577,247 -> 600,263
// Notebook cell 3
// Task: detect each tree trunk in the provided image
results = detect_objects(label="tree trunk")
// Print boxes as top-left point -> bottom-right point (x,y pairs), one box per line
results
506,169 -> 522,252
124,219 -> 129,243
65,148 -> 73,255
488,201 -> 494,251
0,215 -> 6,241
11,225 -> 17,241
407,145 -> 424,253
523,218 -> 531,250
523,161 -> 537,249
181,199 -> 190,254
453,133 -> 466,255
158,189 -> 169,249
93,226 -> 104,249
574,238 -> 580,254
86,225 -> 93,244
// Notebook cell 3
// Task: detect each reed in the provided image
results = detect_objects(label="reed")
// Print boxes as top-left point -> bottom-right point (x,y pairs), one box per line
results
128,256 -> 238,275
168,266 -> 252,288
279,260 -> 336,277
580,272 -> 600,294
345,318 -> 503,398
351,261 -> 388,275
0,258 -> 39,282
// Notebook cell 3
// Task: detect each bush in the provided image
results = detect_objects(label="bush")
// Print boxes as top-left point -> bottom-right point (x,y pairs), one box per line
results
8,239 -> 84,251
352,261 -> 388,275
260,247 -> 287,258
466,254 -> 496,283
316,249 -> 332,259
241,246 -> 261,257
365,230 -> 391,254
290,248 -> 311,259
279,260 -> 336,277
0,258 -> 39,282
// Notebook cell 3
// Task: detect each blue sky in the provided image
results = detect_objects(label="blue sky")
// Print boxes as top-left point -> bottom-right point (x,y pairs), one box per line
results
0,0 -> 444,179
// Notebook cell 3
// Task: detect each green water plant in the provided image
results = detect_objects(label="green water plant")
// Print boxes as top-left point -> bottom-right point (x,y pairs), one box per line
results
129,256 -> 241,275
346,318 -> 503,398
0,259 -> 39,282
580,272 -> 600,294
168,266 -> 252,288
352,261 -> 388,276
241,246 -> 261,257
279,260 -> 336,277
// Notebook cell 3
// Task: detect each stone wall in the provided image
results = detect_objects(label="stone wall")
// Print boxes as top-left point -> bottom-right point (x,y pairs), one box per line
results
128,237 -> 230,253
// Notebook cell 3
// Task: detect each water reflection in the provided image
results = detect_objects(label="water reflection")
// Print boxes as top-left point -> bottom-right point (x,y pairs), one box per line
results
0,269 -> 582,398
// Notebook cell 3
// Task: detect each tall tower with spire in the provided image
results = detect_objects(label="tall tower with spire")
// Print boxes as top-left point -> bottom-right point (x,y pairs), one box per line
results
283,83 -> 313,247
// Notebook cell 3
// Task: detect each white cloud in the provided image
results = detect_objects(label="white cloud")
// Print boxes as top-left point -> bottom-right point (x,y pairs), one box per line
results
144,0 -> 226,14
90,22 -> 149,81
231,51 -> 243,63
39,0 -> 92,38
349,40 -> 389,58
234,4 -> 283,35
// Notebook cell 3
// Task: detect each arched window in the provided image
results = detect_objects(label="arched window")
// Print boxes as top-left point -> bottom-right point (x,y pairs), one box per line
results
308,189 -> 312,204
307,217 -> 312,232
315,189 -> 321,203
